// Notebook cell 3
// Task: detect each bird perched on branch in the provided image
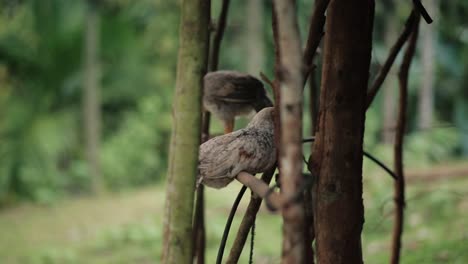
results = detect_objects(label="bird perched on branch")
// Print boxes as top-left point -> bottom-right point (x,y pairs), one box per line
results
198,107 -> 276,189
203,70 -> 273,134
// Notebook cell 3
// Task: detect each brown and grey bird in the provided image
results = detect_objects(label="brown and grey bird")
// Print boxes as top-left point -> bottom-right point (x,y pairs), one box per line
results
203,70 -> 273,134
198,107 -> 276,189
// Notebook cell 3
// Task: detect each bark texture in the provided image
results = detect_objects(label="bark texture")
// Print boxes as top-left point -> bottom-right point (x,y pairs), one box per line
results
83,1 -> 103,193
161,0 -> 209,263
311,0 -> 374,263
273,0 -> 306,263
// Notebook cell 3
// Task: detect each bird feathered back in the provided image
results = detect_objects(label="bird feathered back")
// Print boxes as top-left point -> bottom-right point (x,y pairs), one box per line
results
198,107 -> 276,189
203,70 -> 273,115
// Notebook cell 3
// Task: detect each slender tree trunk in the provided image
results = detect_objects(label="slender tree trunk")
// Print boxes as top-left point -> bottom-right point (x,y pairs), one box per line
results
390,14 -> 420,264
418,0 -> 437,130
246,0 -> 264,75
161,0 -> 209,263
83,0 -> 103,194
273,0 -> 306,263
310,0 -> 374,263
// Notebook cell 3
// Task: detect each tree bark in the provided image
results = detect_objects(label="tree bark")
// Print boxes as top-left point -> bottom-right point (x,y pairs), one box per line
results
310,0 -> 374,263
246,0 -> 264,75
418,0 -> 437,129
83,0 -> 103,194
273,0 -> 306,263
161,0 -> 209,263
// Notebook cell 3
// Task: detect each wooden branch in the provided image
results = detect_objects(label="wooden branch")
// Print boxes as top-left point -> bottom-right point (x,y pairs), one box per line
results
236,171 -> 283,209
365,11 -> 416,110
226,167 -> 276,264
390,13 -> 420,264
273,0 -> 306,263
209,0 -> 231,72
413,0 -> 433,24
363,151 -> 397,180
302,0 -> 329,83
216,186 -> 247,264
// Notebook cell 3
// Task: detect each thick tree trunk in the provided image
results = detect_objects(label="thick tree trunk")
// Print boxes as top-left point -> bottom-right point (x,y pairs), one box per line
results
83,1 -> 103,194
418,0 -> 437,129
310,0 -> 374,263
161,0 -> 209,263
273,0 -> 306,263
246,0 -> 264,75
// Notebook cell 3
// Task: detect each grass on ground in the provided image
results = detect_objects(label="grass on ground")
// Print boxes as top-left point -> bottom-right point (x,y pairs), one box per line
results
0,169 -> 467,263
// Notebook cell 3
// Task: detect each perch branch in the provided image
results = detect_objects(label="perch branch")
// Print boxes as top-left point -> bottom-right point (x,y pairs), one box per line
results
226,167 -> 276,264
390,12 -> 420,264
236,172 -> 284,209
365,10 -> 416,110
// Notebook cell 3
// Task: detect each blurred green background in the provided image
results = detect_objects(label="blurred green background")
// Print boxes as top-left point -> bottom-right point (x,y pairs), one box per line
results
0,0 -> 467,263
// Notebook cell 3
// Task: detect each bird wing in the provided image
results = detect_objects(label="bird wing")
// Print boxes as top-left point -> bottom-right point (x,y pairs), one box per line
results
199,132 -> 242,180
199,130 -> 273,181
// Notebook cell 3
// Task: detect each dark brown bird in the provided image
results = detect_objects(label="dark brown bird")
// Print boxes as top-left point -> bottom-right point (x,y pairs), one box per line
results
203,70 -> 273,134
198,107 -> 276,189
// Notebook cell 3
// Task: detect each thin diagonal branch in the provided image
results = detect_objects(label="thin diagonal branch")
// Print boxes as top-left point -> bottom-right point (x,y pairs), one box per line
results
302,0 -> 329,83
209,0 -> 231,72
366,11 -> 416,110
413,0 -> 433,24
390,13 -> 420,264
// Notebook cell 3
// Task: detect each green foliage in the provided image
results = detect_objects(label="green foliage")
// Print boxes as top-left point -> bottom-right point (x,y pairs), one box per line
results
0,0 -> 178,203
101,95 -> 171,189
0,0 -> 466,208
